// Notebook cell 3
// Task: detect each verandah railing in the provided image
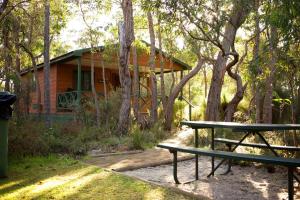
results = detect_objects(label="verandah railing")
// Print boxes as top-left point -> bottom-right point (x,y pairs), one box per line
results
56,91 -> 105,111
57,91 -> 79,111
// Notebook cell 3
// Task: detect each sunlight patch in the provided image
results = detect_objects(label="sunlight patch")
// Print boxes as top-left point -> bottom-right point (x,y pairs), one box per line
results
0,180 -> 24,190
50,170 -> 111,199
144,189 -> 165,200
31,167 -> 106,194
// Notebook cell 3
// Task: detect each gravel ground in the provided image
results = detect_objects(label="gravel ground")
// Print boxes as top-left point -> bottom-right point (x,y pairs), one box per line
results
124,156 -> 300,200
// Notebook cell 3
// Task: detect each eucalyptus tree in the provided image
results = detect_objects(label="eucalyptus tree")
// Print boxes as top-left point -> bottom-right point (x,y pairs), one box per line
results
2,15 -> 12,91
223,39 -> 251,122
147,11 -> 158,124
250,0 -> 300,124
140,0 -> 208,129
152,0 -> 254,122
117,0 -> 134,135
157,16 -> 167,112
77,0 -> 102,128
44,0 -> 51,127
251,0 -> 262,123
132,41 -> 139,122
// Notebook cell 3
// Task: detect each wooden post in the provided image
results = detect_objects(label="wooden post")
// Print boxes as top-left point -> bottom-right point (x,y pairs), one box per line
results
77,57 -> 82,105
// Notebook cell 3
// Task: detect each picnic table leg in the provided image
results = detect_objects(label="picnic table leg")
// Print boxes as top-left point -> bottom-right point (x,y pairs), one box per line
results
211,128 -> 215,176
195,129 -> 199,180
223,144 -> 232,175
170,150 -> 180,184
207,132 -> 251,177
256,132 -> 300,184
256,132 -> 279,156
288,167 -> 294,200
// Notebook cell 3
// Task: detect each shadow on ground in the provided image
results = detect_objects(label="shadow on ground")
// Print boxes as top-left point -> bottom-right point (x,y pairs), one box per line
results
0,156 -> 194,200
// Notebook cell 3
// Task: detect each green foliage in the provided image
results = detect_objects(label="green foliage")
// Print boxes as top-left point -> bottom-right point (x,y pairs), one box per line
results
76,89 -> 122,132
264,0 -> 300,43
172,99 -> 186,126
129,121 -> 170,150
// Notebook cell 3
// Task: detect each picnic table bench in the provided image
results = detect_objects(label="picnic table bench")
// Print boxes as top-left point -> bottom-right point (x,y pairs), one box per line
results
214,137 -> 300,173
181,121 -> 300,177
157,143 -> 300,200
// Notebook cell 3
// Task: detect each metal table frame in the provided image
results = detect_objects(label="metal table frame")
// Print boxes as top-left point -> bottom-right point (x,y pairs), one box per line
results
181,121 -> 300,180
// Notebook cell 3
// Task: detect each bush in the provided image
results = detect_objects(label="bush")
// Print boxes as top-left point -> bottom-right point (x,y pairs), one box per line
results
172,99 -> 186,127
76,89 -> 122,131
128,120 -> 170,150
8,89 -> 172,156
9,120 -> 50,156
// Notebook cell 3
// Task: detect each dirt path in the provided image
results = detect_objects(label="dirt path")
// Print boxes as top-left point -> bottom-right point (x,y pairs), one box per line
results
124,157 -> 300,200
85,128 -> 194,171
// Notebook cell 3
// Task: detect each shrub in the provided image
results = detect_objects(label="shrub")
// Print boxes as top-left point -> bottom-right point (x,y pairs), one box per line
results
130,127 -> 144,150
128,120 -> 169,150
8,89 -> 172,156
172,99 -> 186,127
8,120 -> 50,156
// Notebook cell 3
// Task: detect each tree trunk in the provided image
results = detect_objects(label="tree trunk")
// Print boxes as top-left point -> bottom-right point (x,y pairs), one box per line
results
224,70 -> 247,122
100,52 -> 108,128
158,19 -> 167,112
20,45 -> 42,118
224,35 -> 249,122
44,0 -> 51,127
13,19 -> 22,119
91,51 -> 101,127
165,58 -> 204,130
147,11 -> 158,124
205,1 -> 251,121
132,44 -> 140,121
262,25 -> 278,124
253,0 -> 262,123
169,59 -> 175,95
2,19 -> 11,92
117,0 -> 134,135
100,55 -> 107,104
203,67 -> 208,99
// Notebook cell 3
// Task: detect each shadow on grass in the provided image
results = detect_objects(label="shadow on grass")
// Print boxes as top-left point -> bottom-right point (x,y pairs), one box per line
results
0,155 -> 192,200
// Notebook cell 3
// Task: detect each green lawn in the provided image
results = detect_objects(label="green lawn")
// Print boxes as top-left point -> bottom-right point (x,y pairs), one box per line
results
0,155 -> 193,200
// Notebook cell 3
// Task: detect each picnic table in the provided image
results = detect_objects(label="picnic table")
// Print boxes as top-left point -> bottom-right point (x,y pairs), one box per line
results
180,121 -> 300,177
158,120 -> 300,200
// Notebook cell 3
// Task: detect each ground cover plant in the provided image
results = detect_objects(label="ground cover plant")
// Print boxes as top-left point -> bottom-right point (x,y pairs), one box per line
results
0,155 -> 193,200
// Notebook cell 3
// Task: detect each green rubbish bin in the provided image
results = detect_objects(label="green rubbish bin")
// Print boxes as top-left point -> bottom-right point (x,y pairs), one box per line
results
0,92 -> 16,178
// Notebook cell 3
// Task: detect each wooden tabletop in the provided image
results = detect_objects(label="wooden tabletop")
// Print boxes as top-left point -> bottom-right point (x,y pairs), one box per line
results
181,120 -> 300,131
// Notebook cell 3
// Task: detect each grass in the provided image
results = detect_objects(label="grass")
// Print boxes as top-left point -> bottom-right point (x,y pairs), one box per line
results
0,155 -> 193,200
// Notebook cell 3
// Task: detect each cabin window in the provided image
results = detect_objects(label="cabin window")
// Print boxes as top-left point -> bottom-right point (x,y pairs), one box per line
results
74,71 -> 92,91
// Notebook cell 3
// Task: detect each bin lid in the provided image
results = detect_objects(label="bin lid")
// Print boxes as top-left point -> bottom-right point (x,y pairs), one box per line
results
0,92 -> 17,106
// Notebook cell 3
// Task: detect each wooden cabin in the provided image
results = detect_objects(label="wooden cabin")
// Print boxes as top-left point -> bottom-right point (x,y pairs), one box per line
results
20,44 -> 190,119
